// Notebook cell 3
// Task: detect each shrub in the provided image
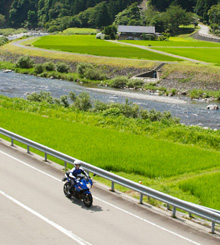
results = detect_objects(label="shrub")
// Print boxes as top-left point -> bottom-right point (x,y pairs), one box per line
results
43,61 -> 55,71
126,79 -> 144,88
104,35 -> 111,40
77,63 -> 93,75
110,76 -> 128,88
69,92 -> 76,102
27,91 -> 54,103
84,68 -> 107,80
93,100 -> 108,112
56,62 -> 69,73
48,25 -> 60,33
60,95 -> 69,108
34,64 -> 44,74
73,92 -> 92,111
16,56 -> 34,68
102,107 -> 122,117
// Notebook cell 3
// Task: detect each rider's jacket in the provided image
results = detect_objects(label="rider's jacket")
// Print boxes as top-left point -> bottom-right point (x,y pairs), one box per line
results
69,167 -> 88,179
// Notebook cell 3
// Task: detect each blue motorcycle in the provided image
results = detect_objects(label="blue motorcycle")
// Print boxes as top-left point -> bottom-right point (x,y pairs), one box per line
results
62,172 -> 94,207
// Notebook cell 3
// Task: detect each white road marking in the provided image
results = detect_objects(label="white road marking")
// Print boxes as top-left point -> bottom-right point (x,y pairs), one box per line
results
93,196 -> 200,245
0,150 -> 201,245
0,190 -> 92,245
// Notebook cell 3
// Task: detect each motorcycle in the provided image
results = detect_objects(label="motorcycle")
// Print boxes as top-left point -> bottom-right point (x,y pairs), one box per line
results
62,171 -> 94,207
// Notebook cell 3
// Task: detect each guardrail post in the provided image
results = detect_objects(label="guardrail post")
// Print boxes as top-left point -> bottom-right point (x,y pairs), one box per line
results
211,221 -> 215,234
167,204 -> 171,210
110,182 -> 115,192
11,138 -> 14,146
172,207 -> 176,218
44,153 -> 47,162
27,145 -> 30,154
189,212 -> 193,218
139,193 -> 143,204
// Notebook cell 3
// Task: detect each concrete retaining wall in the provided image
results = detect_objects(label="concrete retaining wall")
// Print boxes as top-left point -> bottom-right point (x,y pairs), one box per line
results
192,31 -> 220,43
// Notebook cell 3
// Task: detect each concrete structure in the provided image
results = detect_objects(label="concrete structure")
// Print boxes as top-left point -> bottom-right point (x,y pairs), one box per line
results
118,25 -> 155,40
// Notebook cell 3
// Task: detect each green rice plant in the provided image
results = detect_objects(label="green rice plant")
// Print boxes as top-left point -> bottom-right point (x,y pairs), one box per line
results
32,35 -> 180,61
179,172 -> 220,209
154,47 -> 220,64
121,38 -> 220,48
1,106 -> 220,179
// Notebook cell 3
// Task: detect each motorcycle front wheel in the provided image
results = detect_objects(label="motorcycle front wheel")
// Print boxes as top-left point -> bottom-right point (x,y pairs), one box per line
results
63,182 -> 71,198
83,193 -> 93,207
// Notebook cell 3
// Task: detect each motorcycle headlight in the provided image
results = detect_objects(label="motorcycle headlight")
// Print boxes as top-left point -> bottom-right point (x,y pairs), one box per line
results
86,183 -> 92,189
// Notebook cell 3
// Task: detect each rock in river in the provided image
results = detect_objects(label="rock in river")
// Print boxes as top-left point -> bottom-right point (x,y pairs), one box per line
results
207,105 -> 219,110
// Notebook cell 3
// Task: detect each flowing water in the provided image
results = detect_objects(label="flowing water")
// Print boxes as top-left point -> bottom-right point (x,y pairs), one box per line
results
1,71 -> 220,129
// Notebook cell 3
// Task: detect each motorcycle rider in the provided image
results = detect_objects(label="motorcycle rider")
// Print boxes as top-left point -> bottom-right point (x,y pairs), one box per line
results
69,160 -> 89,192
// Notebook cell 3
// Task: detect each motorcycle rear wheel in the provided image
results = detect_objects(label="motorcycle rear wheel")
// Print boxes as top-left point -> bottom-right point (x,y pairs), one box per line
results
83,193 -> 93,207
63,182 -> 71,198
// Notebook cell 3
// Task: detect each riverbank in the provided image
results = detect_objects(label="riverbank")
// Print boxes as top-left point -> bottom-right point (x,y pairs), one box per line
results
2,55 -> 220,104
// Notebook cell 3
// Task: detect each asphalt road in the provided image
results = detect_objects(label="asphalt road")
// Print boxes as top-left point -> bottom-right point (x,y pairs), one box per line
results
0,141 -> 219,245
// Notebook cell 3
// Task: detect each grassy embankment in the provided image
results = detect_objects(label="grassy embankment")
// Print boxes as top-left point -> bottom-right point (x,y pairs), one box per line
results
1,95 -> 220,210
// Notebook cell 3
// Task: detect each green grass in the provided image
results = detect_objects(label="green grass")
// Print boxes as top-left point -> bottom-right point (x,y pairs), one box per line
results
1,107 -> 220,179
154,47 -> 220,64
32,35 -> 180,61
179,172 -> 220,210
121,37 -> 220,47
62,28 -> 97,35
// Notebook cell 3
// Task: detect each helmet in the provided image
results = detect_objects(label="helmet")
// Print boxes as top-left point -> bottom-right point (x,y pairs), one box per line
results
74,160 -> 81,167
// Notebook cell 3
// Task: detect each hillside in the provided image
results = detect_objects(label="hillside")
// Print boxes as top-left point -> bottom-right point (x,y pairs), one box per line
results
0,0 -> 219,33
0,0 -> 141,28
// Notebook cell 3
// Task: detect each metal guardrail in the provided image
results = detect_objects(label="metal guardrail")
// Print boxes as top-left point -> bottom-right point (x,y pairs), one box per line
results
1,127 -> 220,233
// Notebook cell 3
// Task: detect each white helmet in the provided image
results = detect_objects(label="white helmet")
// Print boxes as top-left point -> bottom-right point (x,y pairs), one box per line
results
74,160 -> 81,166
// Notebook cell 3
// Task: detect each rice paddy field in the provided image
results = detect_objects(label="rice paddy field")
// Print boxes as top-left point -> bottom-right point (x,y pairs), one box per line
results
122,37 -> 220,64
154,47 -> 220,64
32,35 -> 180,61
122,37 -> 220,47
1,104 -> 220,209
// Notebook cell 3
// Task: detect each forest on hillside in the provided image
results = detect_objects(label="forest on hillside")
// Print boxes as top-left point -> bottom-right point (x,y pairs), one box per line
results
0,0 -> 219,32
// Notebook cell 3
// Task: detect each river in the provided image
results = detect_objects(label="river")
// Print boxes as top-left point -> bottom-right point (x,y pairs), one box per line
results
1,71 -> 220,129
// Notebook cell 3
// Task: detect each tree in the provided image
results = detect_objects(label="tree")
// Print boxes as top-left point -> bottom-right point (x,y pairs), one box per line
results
114,2 -> 143,26
0,14 -> 5,27
104,25 -> 117,39
195,0 -> 219,22
208,3 -> 220,34
94,2 -> 111,28
164,5 -> 193,33
150,0 -> 196,12
150,13 -> 166,32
